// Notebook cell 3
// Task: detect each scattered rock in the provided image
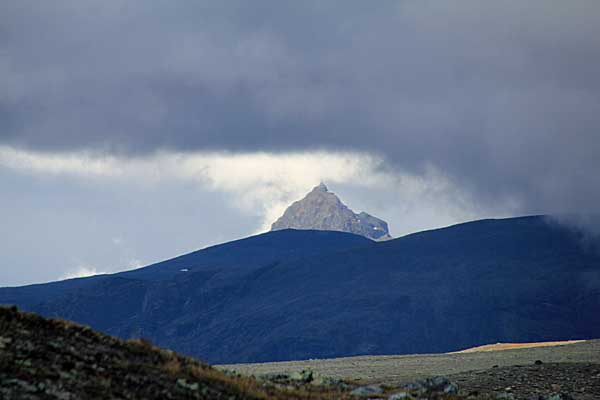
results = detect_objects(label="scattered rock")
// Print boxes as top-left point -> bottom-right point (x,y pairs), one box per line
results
534,360 -> 544,365
496,393 -> 515,399
258,369 -> 319,384
388,393 -> 412,400
351,385 -> 384,396
547,395 -> 575,400
444,382 -> 459,394
176,378 -> 199,391
289,371 -> 306,382
404,375 -> 458,394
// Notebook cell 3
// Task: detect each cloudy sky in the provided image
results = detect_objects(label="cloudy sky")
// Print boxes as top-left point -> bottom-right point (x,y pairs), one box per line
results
1,0 -> 599,286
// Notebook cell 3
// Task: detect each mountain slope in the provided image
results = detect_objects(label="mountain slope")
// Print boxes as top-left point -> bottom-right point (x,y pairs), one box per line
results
271,183 -> 392,241
0,229 -> 372,312
2,216 -> 600,364
203,215 -> 600,362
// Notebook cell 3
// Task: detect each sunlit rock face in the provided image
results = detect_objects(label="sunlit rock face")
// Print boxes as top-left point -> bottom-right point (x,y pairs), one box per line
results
271,183 -> 392,241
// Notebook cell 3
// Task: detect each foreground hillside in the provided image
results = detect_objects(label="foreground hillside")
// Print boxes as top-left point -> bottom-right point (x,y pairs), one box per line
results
1,216 -> 600,364
0,306 -> 355,400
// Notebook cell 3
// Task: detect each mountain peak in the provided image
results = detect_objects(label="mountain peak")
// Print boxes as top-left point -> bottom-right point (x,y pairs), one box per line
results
271,183 -> 392,241
313,182 -> 328,192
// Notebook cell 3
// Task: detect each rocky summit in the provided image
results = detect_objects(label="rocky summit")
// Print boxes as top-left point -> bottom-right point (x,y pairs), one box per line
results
271,183 -> 392,241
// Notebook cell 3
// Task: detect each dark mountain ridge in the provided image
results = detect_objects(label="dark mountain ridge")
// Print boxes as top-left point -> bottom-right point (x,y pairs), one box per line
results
1,215 -> 599,364
0,229 -> 372,303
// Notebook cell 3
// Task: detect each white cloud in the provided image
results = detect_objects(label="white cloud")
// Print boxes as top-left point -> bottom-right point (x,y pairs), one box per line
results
126,259 -> 144,270
61,266 -> 107,280
0,145 -> 510,235
59,258 -> 143,281
0,146 -> 381,228
179,151 -> 400,231
0,146 -> 120,177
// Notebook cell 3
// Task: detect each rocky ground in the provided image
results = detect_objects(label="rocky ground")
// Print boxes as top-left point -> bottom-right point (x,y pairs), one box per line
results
223,341 -> 600,400
450,362 -> 600,399
1,305 -> 598,399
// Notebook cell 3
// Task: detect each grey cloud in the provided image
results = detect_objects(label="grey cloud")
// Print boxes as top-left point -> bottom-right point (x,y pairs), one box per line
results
1,0 -> 600,215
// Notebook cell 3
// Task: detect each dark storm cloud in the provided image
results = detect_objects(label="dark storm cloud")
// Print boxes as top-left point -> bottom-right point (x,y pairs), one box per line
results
1,0 -> 600,214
